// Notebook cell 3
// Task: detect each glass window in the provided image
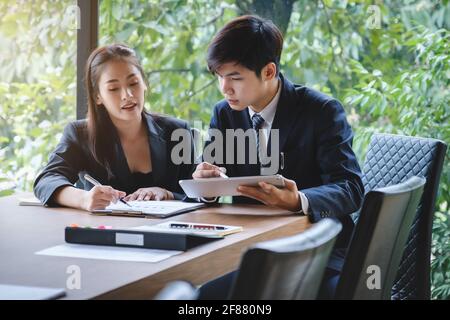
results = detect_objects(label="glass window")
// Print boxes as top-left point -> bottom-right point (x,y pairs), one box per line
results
99,0 -> 237,124
0,0 -> 77,192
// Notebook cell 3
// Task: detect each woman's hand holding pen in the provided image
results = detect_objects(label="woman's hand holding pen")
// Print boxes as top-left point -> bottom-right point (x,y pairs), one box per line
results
124,187 -> 174,201
82,185 -> 126,211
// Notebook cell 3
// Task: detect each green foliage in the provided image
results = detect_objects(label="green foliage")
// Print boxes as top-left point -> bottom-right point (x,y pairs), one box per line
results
0,0 -> 76,193
0,0 -> 77,83
0,0 -> 448,298
99,0 -> 238,123
293,2 -> 449,298
432,210 -> 450,299
0,80 -> 74,190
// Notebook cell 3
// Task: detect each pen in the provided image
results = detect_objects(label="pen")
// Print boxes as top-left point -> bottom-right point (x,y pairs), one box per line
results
169,223 -> 225,230
280,152 -> 285,170
219,172 -> 229,179
84,174 -> 131,207
218,167 -> 228,179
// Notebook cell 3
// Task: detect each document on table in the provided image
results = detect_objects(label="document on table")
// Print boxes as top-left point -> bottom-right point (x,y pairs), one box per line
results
18,196 -> 43,206
92,200 -> 205,218
0,284 -> 65,300
36,244 -> 182,263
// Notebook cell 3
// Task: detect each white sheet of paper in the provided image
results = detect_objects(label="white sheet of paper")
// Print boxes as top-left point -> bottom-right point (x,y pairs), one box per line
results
0,284 -> 65,300
36,244 -> 181,263
18,196 -> 43,206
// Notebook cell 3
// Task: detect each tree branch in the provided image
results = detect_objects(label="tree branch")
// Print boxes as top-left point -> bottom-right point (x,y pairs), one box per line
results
199,8 -> 225,27
186,78 -> 216,100
147,68 -> 192,75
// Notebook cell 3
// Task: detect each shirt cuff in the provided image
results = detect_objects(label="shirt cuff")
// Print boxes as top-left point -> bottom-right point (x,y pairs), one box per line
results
298,192 -> 309,215
199,197 -> 218,203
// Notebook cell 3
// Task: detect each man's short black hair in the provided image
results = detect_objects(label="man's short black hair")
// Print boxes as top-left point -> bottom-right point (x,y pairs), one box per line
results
207,15 -> 283,78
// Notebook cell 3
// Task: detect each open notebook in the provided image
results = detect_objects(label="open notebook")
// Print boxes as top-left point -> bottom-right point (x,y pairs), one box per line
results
92,200 -> 206,218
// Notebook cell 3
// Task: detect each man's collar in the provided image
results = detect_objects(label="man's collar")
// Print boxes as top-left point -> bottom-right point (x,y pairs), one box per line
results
248,79 -> 281,125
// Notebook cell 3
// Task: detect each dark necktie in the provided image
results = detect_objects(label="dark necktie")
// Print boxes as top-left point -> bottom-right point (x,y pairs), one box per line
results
251,113 -> 265,164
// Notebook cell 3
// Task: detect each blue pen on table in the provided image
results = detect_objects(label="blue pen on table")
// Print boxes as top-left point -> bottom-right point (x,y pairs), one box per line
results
84,174 -> 131,207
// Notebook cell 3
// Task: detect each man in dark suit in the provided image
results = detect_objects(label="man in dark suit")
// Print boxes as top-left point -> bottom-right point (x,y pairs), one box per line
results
193,15 -> 364,299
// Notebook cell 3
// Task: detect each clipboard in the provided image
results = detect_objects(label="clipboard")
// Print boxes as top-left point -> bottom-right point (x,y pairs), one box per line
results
179,174 -> 285,198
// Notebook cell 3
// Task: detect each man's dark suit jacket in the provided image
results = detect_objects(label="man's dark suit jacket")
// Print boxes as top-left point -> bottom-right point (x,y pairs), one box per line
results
207,74 -> 364,269
34,112 -> 195,205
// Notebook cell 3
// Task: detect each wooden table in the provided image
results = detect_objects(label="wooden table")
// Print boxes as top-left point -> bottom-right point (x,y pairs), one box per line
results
0,194 -> 311,299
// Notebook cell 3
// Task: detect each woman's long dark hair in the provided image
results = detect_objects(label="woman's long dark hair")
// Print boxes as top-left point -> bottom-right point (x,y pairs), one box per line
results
85,44 -> 148,178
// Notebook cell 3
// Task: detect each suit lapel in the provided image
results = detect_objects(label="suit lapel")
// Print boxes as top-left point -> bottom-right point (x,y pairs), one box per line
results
144,113 -> 167,187
269,74 -> 304,153
111,132 -> 132,190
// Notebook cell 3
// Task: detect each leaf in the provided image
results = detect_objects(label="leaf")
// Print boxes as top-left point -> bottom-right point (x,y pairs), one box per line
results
0,189 -> 14,197
115,24 -> 137,42
142,21 -> 170,36
112,2 -> 123,21
372,69 -> 382,77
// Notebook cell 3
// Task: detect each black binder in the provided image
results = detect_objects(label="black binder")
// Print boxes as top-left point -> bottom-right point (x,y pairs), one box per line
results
65,227 -> 223,251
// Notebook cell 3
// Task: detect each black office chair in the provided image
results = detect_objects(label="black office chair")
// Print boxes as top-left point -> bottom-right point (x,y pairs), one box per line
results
335,176 -> 426,299
228,218 -> 342,300
361,133 -> 447,299
155,219 -> 341,300
153,281 -> 198,300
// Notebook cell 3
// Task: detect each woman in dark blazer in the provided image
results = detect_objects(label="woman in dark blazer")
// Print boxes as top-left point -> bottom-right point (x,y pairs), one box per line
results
34,44 -> 195,211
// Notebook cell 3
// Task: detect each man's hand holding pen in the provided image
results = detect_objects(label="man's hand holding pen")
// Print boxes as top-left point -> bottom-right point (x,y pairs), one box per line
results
192,162 -> 228,179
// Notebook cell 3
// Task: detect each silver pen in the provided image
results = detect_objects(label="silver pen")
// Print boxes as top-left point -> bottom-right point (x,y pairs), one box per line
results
219,167 -> 229,179
280,152 -> 285,170
219,171 -> 229,179
84,174 -> 131,207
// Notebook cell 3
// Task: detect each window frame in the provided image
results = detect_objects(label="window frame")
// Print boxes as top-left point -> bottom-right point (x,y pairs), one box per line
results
76,0 -> 99,120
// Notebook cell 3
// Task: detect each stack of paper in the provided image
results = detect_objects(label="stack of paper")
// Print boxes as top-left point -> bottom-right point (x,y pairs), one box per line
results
18,196 -> 43,206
